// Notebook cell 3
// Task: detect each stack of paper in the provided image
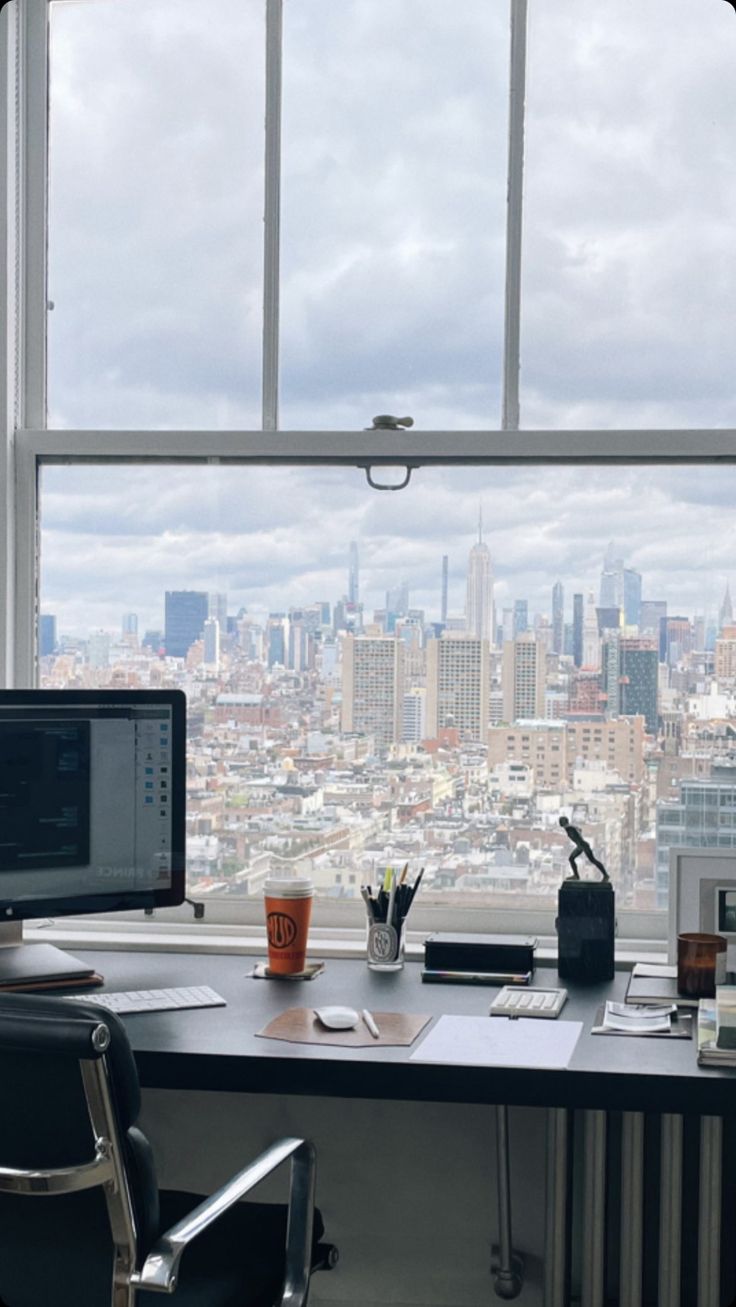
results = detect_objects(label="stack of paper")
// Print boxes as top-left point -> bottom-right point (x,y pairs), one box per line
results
698,986 -> 736,1065
697,999 -> 732,1066
715,985 -> 736,1048
602,1001 -> 674,1034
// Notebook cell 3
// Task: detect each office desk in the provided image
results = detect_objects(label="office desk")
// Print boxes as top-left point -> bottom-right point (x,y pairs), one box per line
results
73,950 -> 735,1307
73,949 -> 735,1113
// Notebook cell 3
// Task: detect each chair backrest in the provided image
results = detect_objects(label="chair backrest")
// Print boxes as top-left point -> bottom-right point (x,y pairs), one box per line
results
0,993 -> 160,1307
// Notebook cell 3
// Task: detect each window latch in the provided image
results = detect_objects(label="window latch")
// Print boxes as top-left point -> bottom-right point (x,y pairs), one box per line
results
365,414 -> 414,430
361,416 -> 416,489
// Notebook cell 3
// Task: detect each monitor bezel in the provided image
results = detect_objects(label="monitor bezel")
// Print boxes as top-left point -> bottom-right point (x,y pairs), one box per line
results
0,688 -> 186,920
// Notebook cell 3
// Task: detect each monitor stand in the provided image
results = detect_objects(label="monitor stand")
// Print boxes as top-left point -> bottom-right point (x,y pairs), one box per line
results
0,921 -> 96,988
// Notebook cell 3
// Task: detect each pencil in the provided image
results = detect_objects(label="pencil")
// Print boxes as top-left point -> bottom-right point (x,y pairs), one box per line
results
407,867 -> 424,908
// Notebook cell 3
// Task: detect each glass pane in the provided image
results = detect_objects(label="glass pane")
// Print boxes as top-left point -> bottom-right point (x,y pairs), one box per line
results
280,0 -> 509,430
522,0 -> 736,428
40,461 -> 736,914
47,0 -> 265,429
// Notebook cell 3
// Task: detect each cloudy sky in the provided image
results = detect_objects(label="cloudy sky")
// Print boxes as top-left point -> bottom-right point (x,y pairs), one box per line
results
40,0 -> 736,636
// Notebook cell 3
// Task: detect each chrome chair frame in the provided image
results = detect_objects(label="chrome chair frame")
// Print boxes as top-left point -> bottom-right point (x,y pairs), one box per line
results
0,1021 -> 317,1307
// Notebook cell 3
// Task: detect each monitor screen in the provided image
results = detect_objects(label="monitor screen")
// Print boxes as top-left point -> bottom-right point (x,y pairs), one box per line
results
0,690 -> 186,921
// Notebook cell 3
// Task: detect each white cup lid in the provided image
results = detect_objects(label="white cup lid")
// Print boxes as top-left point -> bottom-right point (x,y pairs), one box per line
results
264,876 -> 314,898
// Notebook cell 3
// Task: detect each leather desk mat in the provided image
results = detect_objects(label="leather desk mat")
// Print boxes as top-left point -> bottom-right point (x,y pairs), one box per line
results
257,1007 -> 431,1048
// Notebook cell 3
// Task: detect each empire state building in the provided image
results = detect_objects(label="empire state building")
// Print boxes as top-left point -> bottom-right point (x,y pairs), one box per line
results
465,515 -> 494,645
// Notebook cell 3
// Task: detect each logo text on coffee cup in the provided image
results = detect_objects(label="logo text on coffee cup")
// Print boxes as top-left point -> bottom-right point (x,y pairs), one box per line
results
267,911 -> 298,950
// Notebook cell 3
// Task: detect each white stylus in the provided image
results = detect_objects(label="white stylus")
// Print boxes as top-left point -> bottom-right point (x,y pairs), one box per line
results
362,1008 -> 380,1039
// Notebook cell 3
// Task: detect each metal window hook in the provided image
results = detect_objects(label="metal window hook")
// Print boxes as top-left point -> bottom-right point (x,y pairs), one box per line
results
361,463 -> 415,491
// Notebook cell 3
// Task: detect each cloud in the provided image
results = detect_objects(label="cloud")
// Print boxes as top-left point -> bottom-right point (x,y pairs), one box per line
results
39,0 -> 736,633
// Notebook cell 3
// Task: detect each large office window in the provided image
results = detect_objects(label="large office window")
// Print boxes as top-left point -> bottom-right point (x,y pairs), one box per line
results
4,0 -> 736,934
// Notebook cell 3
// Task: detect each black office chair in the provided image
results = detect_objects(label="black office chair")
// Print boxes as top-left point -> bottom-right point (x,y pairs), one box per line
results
0,993 -> 337,1307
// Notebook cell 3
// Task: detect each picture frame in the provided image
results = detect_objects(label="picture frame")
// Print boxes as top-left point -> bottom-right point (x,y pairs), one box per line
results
668,847 -> 736,969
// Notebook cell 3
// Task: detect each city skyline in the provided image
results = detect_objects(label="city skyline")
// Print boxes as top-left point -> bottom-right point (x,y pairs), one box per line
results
40,463 -> 736,639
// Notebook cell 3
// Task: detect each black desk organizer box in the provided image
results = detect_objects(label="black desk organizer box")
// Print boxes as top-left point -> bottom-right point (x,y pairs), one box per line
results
423,933 -> 537,975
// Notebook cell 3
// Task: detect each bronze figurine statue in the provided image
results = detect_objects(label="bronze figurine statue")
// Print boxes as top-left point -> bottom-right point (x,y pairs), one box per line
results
559,815 -> 609,881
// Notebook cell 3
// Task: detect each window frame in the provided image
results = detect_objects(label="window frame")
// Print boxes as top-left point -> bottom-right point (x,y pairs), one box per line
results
2,0 -> 735,941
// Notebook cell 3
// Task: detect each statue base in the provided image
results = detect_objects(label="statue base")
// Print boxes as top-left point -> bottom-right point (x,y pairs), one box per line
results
556,879 -> 615,983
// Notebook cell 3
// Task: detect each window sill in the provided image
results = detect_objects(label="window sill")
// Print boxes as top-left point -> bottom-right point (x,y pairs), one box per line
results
24,919 -> 666,969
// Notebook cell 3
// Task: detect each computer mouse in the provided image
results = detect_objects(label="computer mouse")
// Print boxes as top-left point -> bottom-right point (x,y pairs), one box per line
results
314,1005 -> 360,1030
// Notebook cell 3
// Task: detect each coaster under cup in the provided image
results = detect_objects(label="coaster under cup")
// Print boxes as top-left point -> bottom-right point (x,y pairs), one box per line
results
249,960 -> 325,981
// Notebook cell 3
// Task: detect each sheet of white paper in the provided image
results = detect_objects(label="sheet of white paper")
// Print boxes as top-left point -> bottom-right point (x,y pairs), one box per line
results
633,963 -> 677,979
409,1015 -> 583,1070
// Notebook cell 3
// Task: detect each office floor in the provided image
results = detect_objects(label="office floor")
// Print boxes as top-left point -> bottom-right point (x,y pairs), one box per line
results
141,1089 -> 547,1307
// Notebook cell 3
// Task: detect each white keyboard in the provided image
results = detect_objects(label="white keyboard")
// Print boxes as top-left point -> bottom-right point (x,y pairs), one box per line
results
63,985 -> 226,1014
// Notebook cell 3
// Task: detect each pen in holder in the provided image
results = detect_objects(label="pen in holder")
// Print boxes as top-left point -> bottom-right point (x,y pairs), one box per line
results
362,865 -> 423,973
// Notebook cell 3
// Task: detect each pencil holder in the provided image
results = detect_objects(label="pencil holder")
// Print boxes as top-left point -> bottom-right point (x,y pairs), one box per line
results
366,916 -> 405,971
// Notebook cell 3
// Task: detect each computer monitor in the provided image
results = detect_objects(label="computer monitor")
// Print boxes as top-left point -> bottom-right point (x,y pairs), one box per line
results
0,689 -> 186,984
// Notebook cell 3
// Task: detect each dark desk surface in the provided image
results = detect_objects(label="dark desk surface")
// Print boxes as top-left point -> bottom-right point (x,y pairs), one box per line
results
73,949 -> 736,1116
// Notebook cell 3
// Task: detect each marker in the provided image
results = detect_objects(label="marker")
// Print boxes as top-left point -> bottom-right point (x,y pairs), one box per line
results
362,1008 -> 380,1039
386,870 -> 397,930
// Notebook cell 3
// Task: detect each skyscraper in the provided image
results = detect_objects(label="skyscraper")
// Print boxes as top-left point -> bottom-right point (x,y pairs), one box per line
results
600,543 -> 621,609
720,583 -> 733,634
165,590 -> 209,658
623,569 -> 642,627
573,593 -> 584,668
203,617 -> 220,668
465,514 -> 493,645
402,688 -> 427,743
600,545 -> 641,625
582,592 -> 600,670
121,612 -> 138,637
340,634 -> 404,748
501,634 -> 546,722
348,541 -> 360,606
552,582 -> 564,654
640,600 -> 666,640
619,639 -> 658,733
386,580 -> 409,617
208,592 -> 228,634
663,616 -> 692,667
266,614 -> 288,667
426,635 -> 490,742
513,600 -> 528,639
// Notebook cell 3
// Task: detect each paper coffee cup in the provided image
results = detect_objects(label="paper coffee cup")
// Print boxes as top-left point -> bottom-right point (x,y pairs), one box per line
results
264,877 -> 314,974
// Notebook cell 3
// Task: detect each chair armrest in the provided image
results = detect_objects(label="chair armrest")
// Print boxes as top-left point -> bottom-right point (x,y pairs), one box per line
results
131,1136 -> 315,1304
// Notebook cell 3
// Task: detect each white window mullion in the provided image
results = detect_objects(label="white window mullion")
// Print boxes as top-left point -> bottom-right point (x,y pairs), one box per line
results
8,0 -> 49,687
0,2 -> 17,688
501,0 -> 528,433
261,0 -> 283,432
13,427 -> 36,686
18,0 -> 47,432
